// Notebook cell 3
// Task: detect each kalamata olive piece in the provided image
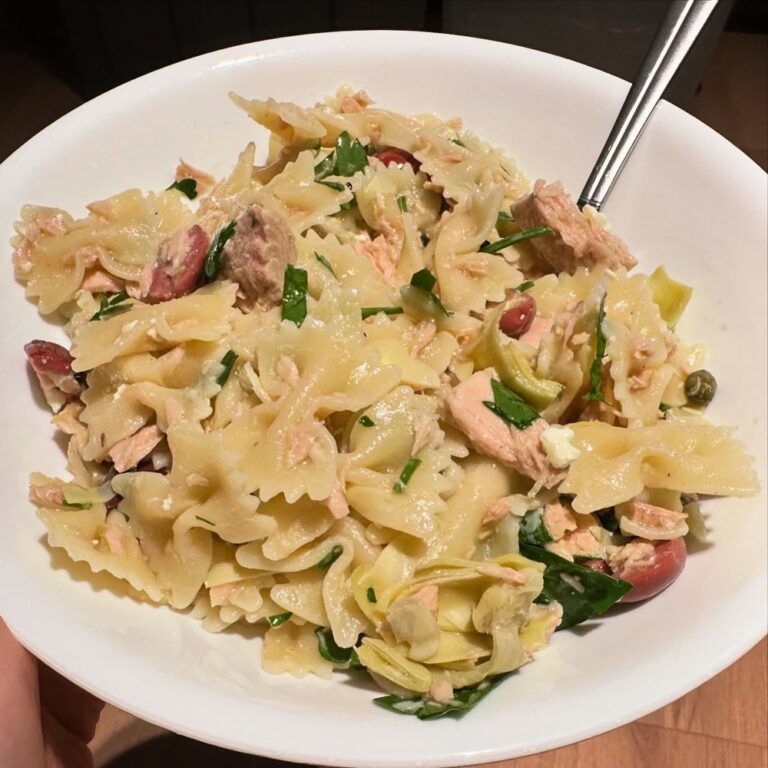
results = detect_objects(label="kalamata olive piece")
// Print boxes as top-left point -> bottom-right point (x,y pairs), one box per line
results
24,340 -> 74,376
612,538 -> 687,603
375,147 -> 420,172
147,225 -> 210,303
499,293 -> 536,338
684,369 -> 717,406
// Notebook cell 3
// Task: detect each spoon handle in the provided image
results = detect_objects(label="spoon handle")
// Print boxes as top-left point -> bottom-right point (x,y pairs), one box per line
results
577,0 -> 719,211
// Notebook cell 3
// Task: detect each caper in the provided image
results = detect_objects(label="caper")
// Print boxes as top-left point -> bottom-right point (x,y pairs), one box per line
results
684,369 -> 717,406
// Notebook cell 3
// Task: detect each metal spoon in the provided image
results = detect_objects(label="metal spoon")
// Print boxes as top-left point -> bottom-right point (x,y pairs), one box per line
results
578,0 -> 719,211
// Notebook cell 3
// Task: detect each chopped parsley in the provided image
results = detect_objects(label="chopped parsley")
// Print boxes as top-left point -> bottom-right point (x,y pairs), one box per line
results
366,586 -> 377,603
316,544 -> 344,570
359,415 -> 376,428
166,178 -> 198,199
361,306 -> 404,319
90,292 -> 131,321
496,210 -> 514,223
397,195 -> 408,213
479,225 -> 554,254
483,378 -> 540,430
216,350 -> 238,386
409,268 -> 451,316
281,265 -> 308,326
583,295 -> 607,402
393,458 -> 422,493
203,220 -> 236,282
314,131 -> 368,181
515,280 -> 535,292
659,402 -> 672,413
318,180 -> 345,192
267,612 -> 293,628
314,252 -> 337,277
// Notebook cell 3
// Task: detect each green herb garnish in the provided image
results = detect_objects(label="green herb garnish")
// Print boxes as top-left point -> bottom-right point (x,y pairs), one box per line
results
361,306 -> 404,319
409,268 -> 451,316
659,402 -> 672,413
393,458 -> 422,493
366,586 -> 377,603
583,295 -> 607,402
483,378 -> 540,430
515,280 -> 535,292
397,195 -> 408,213
315,627 -> 364,669
496,210 -> 514,223
316,544 -> 343,570
518,509 -> 553,546
319,180 -> 345,192
374,672 -> 513,720
166,178 -> 198,199
479,225 -> 553,254
281,265 -> 308,326
203,220 -> 236,282
90,292 -> 131,321
315,252 -> 337,277
520,544 -> 631,629
216,350 -> 237,386
359,415 -> 376,428
314,131 -> 368,181
195,515 -> 216,526
267,612 -> 293,627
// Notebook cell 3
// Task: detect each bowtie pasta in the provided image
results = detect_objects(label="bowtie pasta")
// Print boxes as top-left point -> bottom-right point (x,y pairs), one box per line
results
16,87 -> 758,718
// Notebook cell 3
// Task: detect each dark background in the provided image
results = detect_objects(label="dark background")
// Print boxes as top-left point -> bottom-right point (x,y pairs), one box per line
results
0,1 -> 765,766
1,0 -> 766,101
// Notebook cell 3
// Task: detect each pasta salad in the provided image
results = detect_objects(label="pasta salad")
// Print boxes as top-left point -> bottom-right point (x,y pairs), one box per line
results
14,87 -> 758,718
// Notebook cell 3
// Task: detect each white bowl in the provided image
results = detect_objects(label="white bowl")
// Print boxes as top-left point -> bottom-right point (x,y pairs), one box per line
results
0,31 -> 765,768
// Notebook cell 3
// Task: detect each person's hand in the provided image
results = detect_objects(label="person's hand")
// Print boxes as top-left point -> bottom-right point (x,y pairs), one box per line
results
0,619 -> 104,768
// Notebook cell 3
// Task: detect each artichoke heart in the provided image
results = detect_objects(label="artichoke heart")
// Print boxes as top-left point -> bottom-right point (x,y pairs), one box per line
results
467,302 -> 563,409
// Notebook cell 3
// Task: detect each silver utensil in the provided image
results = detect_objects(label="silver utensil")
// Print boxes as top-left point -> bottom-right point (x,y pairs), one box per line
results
578,0 -> 719,211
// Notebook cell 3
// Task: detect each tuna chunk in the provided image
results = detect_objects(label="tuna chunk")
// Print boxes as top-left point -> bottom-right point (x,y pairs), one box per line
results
108,425 -> 163,473
147,225 -> 209,303
221,204 -> 296,311
512,180 -> 636,274
445,370 -> 564,488
354,235 -> 399,286
24,340 -> 82,413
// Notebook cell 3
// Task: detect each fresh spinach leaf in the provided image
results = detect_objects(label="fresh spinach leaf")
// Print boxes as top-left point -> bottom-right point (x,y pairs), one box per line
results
216,350 -> 237,386
409,268 -> 451,316
281,265 -> 308,326
520,544 -> 631,629
482,378 -> 539,430
583,295 -> 607,402
166,178 -> 198,199
315,627 -> 364,669
374,672 -> 513,720
203,220 -> 236,282
519,509 -> 553,546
